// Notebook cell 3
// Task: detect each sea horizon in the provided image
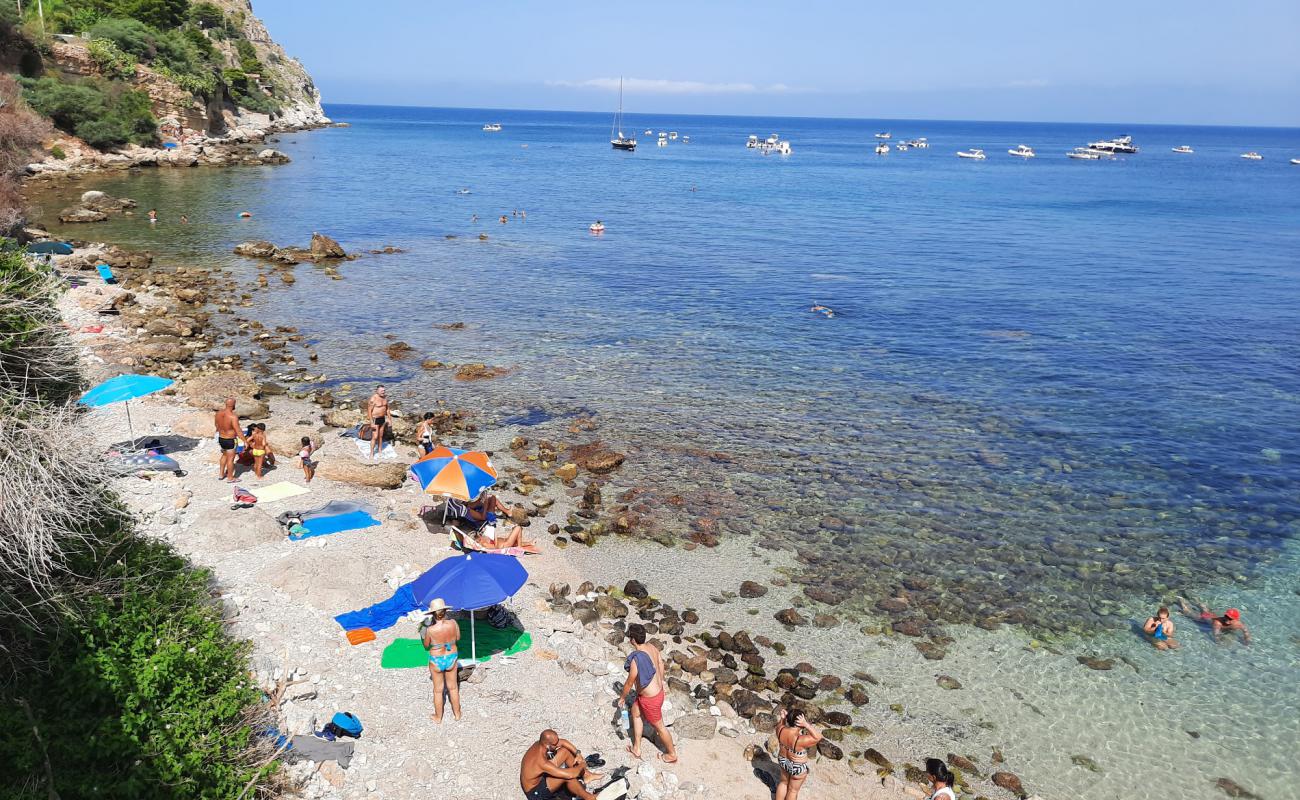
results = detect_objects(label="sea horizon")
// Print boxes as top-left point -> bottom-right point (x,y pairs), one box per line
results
322,101 -> 1300,132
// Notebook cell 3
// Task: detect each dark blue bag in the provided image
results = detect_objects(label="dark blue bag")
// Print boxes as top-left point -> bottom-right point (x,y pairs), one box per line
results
328,711 -> 363,738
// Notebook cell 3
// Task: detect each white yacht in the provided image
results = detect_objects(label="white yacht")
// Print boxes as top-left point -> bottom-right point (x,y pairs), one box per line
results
773,140 -> 792,156
912,138 -> 929,149
1241,152 -> 1263,161
746,135 -> 759,148
482,123 -> 502,132
1172,145 -> 1194,154
1068,147 -> 1102,160
1009,144 -> 1036,158
957,149 -> 986,160
681,136 -> 690,143
896,142 -> 910,151
875,132 -> 891,139
1087,135 -> 1138,154
874,142 -> 890,154
1291,158 -> 1300,165
644,129 -> 653,135
669,131 -> 678,140
657,135 -> 668,147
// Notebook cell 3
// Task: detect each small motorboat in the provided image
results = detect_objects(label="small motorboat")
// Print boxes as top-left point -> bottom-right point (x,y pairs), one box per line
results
644,129 -> 653,135
669,131 -> 678,140
1068,147 -> 1102,160
957,149 -> 986,159
1009,144 -> 1035,158
912,138 -> 929,149
589,221 -> 605,234
657,137 -> 667,147
681,135 -> 690,143
896,142 -> 910,151
746,135 -> 759,148
1172,145 -> 1194,154
455,188 -> 472,195
1241,152 -> 1263,160
874,142 -> 890,154
482,123 -> 502,132
875,132 -> 891,139
1291,158 -> 1300,165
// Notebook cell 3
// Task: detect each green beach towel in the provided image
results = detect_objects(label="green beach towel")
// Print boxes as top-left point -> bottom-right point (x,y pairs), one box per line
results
379,628 -> 532,669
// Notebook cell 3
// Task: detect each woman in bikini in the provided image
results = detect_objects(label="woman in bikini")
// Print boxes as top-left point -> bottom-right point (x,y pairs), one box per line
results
421,598 -> 462,723
774,707 -> 823,800
416,411 -> 436,455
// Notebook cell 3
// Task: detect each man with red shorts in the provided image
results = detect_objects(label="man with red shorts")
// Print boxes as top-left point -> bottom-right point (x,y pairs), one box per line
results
614,623 -> 678,763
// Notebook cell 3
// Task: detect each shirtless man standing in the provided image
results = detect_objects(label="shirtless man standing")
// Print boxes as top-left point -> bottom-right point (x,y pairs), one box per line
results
518,729 -> 600,800
615,623 -> 678,763
366,385 -> 388,459
214,397 -> 245,483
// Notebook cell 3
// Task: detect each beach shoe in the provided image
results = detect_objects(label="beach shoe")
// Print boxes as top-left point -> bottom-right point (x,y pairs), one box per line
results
585,754 -> 606,769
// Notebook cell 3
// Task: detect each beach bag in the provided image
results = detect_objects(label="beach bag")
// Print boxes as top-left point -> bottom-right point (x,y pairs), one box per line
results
327,711 -> 363,739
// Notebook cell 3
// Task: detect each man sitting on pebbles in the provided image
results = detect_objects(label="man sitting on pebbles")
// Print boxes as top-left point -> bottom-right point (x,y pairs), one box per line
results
518,729 -> 601,800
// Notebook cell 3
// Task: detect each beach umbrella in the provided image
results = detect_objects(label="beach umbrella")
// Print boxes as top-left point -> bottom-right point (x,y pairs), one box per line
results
409,552 -> 527,662
409,446 -> 498,502
25,241 -> 74,255
80,373 -> 173,446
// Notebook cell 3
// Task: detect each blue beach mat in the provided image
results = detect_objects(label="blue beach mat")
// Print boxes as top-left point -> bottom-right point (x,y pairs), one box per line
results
335,585 -> 419,635
289,509 -> 381,541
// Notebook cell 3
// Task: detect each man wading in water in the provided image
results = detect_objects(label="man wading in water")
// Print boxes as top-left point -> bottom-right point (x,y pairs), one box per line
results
614,623 -> 678,764
214,397 -> 245,483
366,385 -> 388,460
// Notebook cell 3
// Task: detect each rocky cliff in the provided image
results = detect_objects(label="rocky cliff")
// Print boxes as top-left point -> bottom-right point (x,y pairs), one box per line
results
27,0 -> 329,176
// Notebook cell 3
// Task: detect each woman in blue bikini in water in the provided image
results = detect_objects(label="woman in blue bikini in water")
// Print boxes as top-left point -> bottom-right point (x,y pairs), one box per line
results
422,598 -> 462,723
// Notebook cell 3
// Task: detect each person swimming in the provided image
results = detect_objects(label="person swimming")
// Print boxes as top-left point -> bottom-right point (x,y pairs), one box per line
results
1142,606 -> 1178,650
1178,597 -> 1251,644
810,302 -> 835,318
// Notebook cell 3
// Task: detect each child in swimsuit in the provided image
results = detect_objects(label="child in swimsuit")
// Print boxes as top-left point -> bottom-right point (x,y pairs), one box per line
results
1142,606 -> 1178,650
298,436 -> 316,483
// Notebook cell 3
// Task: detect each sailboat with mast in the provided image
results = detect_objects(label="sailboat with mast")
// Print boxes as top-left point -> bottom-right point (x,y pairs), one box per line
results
610,77 -> 637,151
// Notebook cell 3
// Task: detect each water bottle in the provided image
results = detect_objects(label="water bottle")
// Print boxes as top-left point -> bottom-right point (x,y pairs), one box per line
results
619,706 -> 630,729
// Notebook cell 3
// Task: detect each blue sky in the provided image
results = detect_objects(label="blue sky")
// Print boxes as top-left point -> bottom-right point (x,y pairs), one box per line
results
254,0 -> 1299,126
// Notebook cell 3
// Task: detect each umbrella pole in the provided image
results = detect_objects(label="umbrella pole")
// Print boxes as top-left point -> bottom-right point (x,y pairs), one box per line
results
125,400 -> 135,449
470,612 -> 477,663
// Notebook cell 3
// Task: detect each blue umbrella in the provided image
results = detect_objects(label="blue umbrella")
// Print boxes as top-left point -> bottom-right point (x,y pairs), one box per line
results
80,374 -> 174,446
409,552 -> 528,662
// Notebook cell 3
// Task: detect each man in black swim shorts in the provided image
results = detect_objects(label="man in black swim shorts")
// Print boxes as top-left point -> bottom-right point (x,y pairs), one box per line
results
518,729 -> 599,800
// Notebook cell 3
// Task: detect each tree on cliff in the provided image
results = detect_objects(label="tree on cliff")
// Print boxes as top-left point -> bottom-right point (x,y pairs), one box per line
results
0,76 -> 50,234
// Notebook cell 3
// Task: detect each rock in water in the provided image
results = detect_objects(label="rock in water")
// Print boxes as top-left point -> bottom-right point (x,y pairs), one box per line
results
1214,778 -> 1262,799
992,771 -> 1026,798
738,581 -> 768,598
947,754 -> 981,777
774,608 -> 809,627
568,441 -> 626,473
310,232 -> 347,258
1070,755 -> 1102,773
816,740 -> 843,760
234,240 -> 279,258
258,148 -> 291,163
1076,656 -> 1115,671
863,748 -> 892,769
936,675 -> 963,690
623,579 -> 649,599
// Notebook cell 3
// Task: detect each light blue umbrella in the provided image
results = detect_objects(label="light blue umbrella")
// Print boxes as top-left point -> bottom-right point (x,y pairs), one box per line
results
409,553 -> 528,662
80,374 -> 174,446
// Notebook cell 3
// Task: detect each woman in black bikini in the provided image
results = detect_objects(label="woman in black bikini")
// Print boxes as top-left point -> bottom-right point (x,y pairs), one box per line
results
774,706 -> 823,800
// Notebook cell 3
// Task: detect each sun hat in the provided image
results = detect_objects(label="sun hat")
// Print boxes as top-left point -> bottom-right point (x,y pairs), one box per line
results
428,598 -> 451,613
1225,608 -> 1240,620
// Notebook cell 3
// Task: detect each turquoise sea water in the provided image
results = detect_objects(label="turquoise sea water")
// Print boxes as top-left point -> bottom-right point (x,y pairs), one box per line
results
34,106 -> 1300,798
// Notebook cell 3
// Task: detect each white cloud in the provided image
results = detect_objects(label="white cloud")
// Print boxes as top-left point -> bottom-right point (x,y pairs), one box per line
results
1005,78 -> 1050,89
546,77 -> 801,95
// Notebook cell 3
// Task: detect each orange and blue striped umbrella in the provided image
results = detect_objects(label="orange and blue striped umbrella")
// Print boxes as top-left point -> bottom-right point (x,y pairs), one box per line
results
409,446 -> 497,501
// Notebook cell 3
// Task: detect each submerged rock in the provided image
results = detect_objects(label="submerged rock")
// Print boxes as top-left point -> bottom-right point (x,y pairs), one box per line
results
992,771 -> 1026,798
936,675 -> 962,690
739,581 -> 768,598
1213,778 -> 1262,799
774,608 -> 808,627
1076,656 -> 1115,671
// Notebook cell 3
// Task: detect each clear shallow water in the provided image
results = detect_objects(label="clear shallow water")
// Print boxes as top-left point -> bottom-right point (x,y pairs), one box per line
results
34,106 -> 1300,798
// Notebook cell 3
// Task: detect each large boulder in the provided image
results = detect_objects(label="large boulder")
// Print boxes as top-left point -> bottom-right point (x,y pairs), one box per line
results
171,410 -> 215,438
179,370 -> 269,419
183,507 -> 283,554
671,712 -> 717,741
59,207 -> 108,224
267,424 -> 322,456
234,240 -> 279,258
258,149 -> 290,164
310,232 -> 346,259
315,458 -> 408,489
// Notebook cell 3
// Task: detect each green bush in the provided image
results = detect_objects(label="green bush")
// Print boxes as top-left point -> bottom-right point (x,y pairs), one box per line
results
0,498 -> 276,799
22,76 -> 156,149
89,17 -> 159,59
50,145 -> 66,159
88,37 -> 139,79
189,1 -> 223,29
235,37 -> 262,74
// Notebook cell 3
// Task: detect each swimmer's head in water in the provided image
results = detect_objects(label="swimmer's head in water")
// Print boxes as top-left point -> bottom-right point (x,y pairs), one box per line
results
1225,608 -> 1240,620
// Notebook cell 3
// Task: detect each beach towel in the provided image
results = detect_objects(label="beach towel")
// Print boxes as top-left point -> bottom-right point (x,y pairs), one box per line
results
353,437 -> 398,460
96,263 -> 117,284
380,628 -> 532,669
335,585 -> 419,638
286,735 -> 354,769
289,509 -> 380,541
250,481 -> 311,503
